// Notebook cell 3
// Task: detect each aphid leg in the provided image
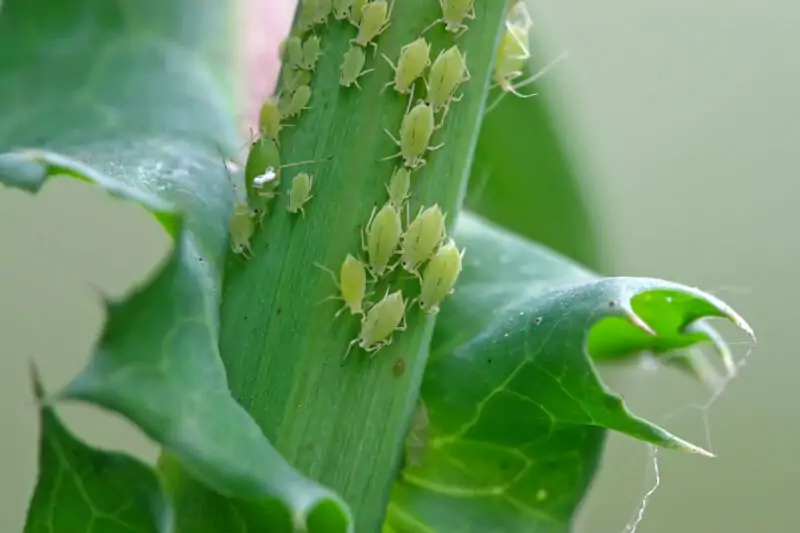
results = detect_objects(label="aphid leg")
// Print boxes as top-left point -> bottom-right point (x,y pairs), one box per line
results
343,338 -> 360,362
380,130 -> 403,162
421,18 -> 443,35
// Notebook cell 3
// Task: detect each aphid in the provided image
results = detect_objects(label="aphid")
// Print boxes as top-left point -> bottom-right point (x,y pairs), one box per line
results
351,0 -> 392,53
244,137 -> 282,217
418,239 -> 464,314
339,45 -> 373,88
280,36 -> 304,69
281,66 -> 312,95
401,204 -> 446,275
287,172 -> 314,216
382,37 -> 431,94
386,166 -> 411,210
362,202 -> 403,279
315,0 -> 333,23
229,202 -> 256,258
301,35 -> 322,70
393,358 -> 405,377
345,289 -> 407,360
493,21 -> 530,94
423,0 -> 476,36
316,254 -> 368,317
426,45 -> 471,114
383,100 -> 442,170
297,0 -> 320,33
280,85 -> 312,118
333,0 -> 354,20
349,0 -> 369,25
258,99 -> 282,143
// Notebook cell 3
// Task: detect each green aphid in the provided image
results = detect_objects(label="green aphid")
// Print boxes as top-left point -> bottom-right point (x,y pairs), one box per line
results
340,45 -> 373,88
229,202 -> 256,258
401,204 -> 446,275
383,99 -> 443,170
382,37 -> 431,94
280,85 -> 313,118
386,166 -> 411,210
426,45 -> 471,115
316,254 -> 368,317
301,35 -> 322,71
280,36 -> 304,70
287,172 -> 314,216
258,99 -> 282,144
362,201 -> 403,279
350,0 -> 392,54
418,238 -> 464,314
349,0 -> 369,25
333,0 -> 355,20
345,289 -> 407,360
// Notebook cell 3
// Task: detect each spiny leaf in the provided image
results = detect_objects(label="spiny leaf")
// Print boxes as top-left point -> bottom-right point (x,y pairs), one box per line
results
0,0 -> 351,531
26,366 -> 173,533
386,213 -> 754,532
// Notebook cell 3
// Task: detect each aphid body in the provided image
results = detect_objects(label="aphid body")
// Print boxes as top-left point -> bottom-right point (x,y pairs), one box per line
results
426,45 -> 470,113
301,35 -> 322,70
425,0 -> 476,35
245,138 -> 282,217
333,0 -> 355,19
280,84 -> 312,118
349,0 -> 369,25
363,202 -> 403,279
281,66 -> 312,95
383,37 -> 431,94
351,0 -> 391,52
386,166 -> 411,210
384,100 -> 441,170
401,204 -> 446,274
317,254 -> 368,317
315,0 -> 333,23
419,239 -> 464,314
287,172 -> 314,216
281,36 -> 304,69
340,46 -> 373,88
258,99 -> 282,143
346,290 -> 407,359
229,202 -> 255,257
297,0 -> 319,33
494,22 -> 529,90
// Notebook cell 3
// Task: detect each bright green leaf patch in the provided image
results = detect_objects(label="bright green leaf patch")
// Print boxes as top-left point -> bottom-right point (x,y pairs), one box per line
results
387,213 -> 753,532
26,368 -> 173,533
0,0 -> 352,531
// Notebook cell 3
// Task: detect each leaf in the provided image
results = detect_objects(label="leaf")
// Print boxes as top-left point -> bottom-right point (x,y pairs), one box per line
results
467,40 -> 604,270
26,366 -> 173,533
0,0 -> 351,531
386,213 -> 754,532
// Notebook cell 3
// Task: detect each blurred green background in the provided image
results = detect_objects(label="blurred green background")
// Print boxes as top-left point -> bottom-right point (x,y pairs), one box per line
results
1,0 -> 795,531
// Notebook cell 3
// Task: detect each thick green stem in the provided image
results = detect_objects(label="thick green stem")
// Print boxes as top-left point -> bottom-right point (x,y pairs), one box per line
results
221,2 -> 509,530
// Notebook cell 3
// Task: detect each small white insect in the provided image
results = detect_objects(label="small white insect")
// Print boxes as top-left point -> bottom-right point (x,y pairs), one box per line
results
316,254 -> 368,317
287,172 -> 314,216
383,99 -> 443,170
229,202 -> 256,258
252,167 -> 278,189
340,45 -> 374,88
333,0 -> 355,19
345,289 -> 407,360
401,204 -> 446,275
351,0 -> 392,53
362,202 -> 403,279
301,35 -> 322,71
426,45 -> 471,115
386,166 -> 411,210
258,99 -> 282,143
418,238 -> 464,314
382,37 -> 431,94
280,85 -> 312,118
423,0 -> 476,36
349,0 -> 369,25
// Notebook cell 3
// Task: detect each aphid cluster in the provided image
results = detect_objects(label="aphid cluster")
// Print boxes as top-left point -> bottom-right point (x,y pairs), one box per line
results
313,0 -> 475,361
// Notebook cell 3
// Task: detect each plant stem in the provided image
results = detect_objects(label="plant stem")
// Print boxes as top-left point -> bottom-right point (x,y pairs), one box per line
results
221,2 -> 509,530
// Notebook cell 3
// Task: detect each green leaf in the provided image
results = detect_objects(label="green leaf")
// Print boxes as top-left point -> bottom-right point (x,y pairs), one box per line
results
0,0 -> 351,531
386,213 -> 754,532
467,41 -> 604,270
26,367 -> 172,533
